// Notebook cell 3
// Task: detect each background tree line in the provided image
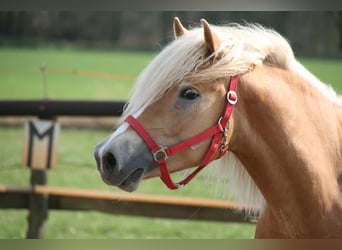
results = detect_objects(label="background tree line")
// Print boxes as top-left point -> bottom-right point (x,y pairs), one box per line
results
0,11 -> 341,57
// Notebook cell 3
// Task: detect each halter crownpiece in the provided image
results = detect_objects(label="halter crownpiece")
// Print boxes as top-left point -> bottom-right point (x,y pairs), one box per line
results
125,75 -> 239,190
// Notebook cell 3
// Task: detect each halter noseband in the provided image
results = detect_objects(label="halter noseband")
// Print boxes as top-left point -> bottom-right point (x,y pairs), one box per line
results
125,75 -> 238,190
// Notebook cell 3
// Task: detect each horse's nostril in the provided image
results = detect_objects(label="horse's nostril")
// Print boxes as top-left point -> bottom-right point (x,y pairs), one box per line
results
103,152 -> 117,172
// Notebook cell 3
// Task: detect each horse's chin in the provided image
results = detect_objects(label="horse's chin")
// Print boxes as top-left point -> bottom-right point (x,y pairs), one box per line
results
117,183 -> 139,192
101,168 -> 145,192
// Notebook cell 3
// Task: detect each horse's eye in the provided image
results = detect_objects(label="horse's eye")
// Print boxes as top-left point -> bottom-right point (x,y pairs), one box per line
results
180,87 -> 200,100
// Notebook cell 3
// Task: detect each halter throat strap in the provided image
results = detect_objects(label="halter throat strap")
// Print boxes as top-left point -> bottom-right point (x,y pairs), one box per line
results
125,75 -> 238,190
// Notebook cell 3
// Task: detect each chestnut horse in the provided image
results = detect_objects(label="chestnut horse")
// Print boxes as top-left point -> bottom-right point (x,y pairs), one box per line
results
94,17 -> 342,238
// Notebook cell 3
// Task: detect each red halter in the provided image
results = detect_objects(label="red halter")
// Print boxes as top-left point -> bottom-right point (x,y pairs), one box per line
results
125,75 -> 238,190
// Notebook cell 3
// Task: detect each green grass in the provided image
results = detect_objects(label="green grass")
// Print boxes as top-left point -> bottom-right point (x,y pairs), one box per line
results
1,46 -> 342,239
0,210 -> 256,239
0,47 -> 155,100
300,58 -> 342,93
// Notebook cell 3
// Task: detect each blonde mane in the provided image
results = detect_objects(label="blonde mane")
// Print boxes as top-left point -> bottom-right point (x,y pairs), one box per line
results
120,23 -> 297,122
120,22 -> 340,211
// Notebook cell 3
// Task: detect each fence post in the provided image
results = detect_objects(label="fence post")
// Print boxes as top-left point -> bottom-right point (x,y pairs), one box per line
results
0,99 -> 125,238
25,115 -> 57,239
26,169 -> 48,239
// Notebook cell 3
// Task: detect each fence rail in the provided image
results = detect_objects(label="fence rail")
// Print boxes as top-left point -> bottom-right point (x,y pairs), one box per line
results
0,99 -> 126,117
0,185 -> 253,223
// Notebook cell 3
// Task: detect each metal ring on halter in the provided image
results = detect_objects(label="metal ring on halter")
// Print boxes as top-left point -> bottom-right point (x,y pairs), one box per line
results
217,117 -> 229,133
177,183 -> 185,188
217,117 -> 224,132
153,147 -> 168,162
227,90 -> 238,105
220,143 -> 228,151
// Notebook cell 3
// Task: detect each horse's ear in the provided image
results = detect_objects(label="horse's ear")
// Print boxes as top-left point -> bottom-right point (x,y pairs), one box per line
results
173,17 -> 188,39
201,19 -> 221,54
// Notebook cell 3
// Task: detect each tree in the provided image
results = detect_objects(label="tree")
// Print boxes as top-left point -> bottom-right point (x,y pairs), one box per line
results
285,12 -> 340,57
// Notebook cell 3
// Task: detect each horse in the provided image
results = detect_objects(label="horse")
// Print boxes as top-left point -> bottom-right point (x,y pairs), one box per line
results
94,17 -> 342,238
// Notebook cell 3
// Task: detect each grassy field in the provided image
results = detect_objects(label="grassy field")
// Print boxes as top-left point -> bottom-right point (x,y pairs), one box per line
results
0,47 -> 154,100
0,46 -> 342,239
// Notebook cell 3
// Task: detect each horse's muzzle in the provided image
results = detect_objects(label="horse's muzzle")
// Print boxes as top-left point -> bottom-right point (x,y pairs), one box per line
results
94,136 -> 154,192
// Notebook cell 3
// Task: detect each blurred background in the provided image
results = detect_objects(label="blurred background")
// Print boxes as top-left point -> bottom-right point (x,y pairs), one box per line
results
1,11 -> 341,57
0,11 -> 341,239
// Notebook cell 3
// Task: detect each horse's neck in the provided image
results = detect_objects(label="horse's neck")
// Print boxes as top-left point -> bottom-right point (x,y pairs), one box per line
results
231,66 -> 342,238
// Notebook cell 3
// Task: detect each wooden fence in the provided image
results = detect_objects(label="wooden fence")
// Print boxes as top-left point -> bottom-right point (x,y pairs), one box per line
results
0,99 -> 125,117
0,99 -> 255,239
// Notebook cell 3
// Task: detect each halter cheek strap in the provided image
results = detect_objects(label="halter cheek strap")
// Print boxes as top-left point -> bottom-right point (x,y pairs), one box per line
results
125,75 -> 238,190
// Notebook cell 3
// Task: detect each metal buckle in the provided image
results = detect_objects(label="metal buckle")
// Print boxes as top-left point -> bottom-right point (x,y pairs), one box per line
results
153,147 -> 168,162
227,90 -> 238,105
190,143 -> 201,150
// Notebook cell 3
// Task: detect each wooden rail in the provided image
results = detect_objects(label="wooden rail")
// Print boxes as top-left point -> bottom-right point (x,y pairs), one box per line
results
0,99 -> 126,117
0,185 -> 254,223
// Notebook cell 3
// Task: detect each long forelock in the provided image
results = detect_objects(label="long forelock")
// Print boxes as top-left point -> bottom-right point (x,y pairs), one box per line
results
121,23 -> 297,122
120,29 -> 209,122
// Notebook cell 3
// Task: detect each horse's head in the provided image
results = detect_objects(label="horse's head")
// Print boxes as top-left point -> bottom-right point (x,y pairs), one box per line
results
95,16 -> 295,192
94,18 -> 240,192
94,17 -> 297,192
